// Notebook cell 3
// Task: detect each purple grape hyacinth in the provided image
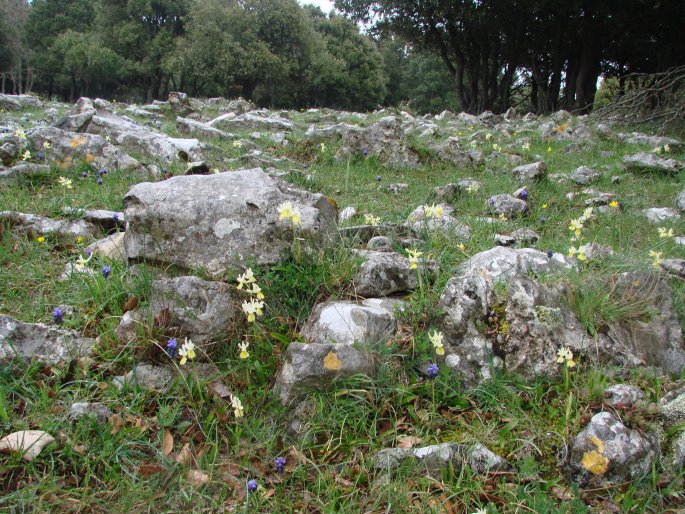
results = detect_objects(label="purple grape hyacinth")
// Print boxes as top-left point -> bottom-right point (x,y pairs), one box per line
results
247,479 -> 258,493
275,456 -> 286,473
53,307 -> 64,324
426,363 -> 439,379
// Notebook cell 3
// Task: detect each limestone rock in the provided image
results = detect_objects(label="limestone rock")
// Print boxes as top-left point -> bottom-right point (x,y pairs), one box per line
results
112,363 -> 174,391
623,152 -> 682,174
570,166 -> 602,185
123,168 -> 338,276
603,384 -> 645,409
69,402 -> 113,423
0,163 -> 51,183
643,207 -> 681,223
676,189 -> 685,212
488,194 -> 529,218
337,116 -> 420,168
512,161 -> 547,181
405,204 -> 471,238
0,211 -> 99,242
566,412 -> 659,487
352,250 -> 438,297
0,315 -> 95,365
274,342 -> 375,405
301,298 -> 401,346
176,116 -> 235,140
86,232 -> 126,261
209,112 -> 294,132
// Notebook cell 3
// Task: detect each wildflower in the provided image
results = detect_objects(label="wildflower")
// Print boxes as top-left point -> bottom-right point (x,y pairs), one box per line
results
85,154 -> 95,163
569,218 -> 583,237
112,213 -> 119,222
43,141 -> 51,149
485,133 -> 492,141
81,172 -> 88,178
519,190 -> 528,200
488,197 -> 495,206
320,142 -> 326,152
540,217 -> 546,223
102,265 -> 111,279
465,184 -> 479,194
52,307 -> 64,324
75,253 -> 92,271
242,298 -> 264,322
238,341 -> 250,359
231,395 -> 244,418
274,456 -> 287,473
58,176 -> 73,189
546,249 -> 554,258
457,242 -> 466,252
581,207 -> 594,221
105,135 -> 112,142
364,214 -> 381,226
426,363 -> 439,379
429,330 -> 445,356
568,246 -> 586,261
97,177 -> 103,185
522,142 -> 531,151
249,283 -> 265,300
649,250 -> 662,268
609,201 -> 619,208
556,347 -> 576,368
22,150 -> 31,160
362,147 -> 368,157
406,248 -> 423,270
162,167 -> 168,174
658,227 -> 674,238
547,146 -> 552,152
376,175 -> 382,181
166,338 -> 178,358
37,152 -> 44,160
277,201 -> 302,226
542,203 -> 548,209
14,128 -> 26,140
232,140 -> 242,148
492,143 -> 501,152
98,168 -> 108,176
424,204 -> 443,219
247,479 -> 257,493
36,236 -> 45,243
236,268 -> 256,290
664,144 -> 671,153
178,338 -> 196,365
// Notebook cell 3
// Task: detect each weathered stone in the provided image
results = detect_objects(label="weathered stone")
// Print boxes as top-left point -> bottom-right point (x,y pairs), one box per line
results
603,384 -> 645,409
337,116 -> 420,168
0,141 -> 18,164
659,259 -> 685,280
642,207 -> 681,224
433,180 -> 482,202
0,211 -> 100,242
570,166 -> 602,185
659,387 -> 685,425
63,208 -> 125,232
488,195 -> 528,219
338,206 -> 356,223
676,189 -> 685,212
112,363 -> 175,391
430,138 -> 479,166
274,342 -> 375,405
209,112 -> 294,132
495,228 -> 539,246
405,204 -> 471,238
29,126 -> 144,173
183,160 -> 211,175
176,116 -> 234,140
566,412 -> 659,487
623,152 -> 682,174
352,250 -> 438,297
386,182 -> 409,194
618,132 -> 680,149
0,94 -> 22,110
373,442 -> 509,478
0,163 -> 51,183
301,298 -> 401,346
512,161 -> 547,181
0,315 -> 95,365
69,402 -> 113,423
54,109 -> 95,132
86,232 -> 126,261
367,236 -> 393,252
123,169 -> 338,276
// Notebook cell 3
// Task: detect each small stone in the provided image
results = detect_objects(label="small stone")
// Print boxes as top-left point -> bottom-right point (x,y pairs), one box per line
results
69,402 -> 113,423
511,161 -> 547,181
603,384 -> 645,408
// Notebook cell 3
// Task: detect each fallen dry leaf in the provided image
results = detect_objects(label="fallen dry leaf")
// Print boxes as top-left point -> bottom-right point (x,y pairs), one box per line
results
323,350 -> 341,371
138,463 -> 166,477
186,469 -> 209,487
397,436 -> 423,449
122,297 -> 138,314
0,430 -> 56,461
162,429 -> 174,456
175,442 -> 193,466
109,414 -> 124,435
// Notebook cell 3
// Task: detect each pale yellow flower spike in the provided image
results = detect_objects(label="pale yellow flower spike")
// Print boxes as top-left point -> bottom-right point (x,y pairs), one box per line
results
238,341 -> 250,359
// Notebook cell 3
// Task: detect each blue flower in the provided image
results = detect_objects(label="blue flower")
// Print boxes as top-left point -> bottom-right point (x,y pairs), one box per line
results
546,249 -> 554,258
520,190 -> 528,200
540,216 -> 546,224
247,479 -> 258,493
274,456 -> 286,473
376,175 -> 382,181
53,307 -> 64,324
102,265 -> 111,279
98,168 -> 108,176
489,197 -> 495,206
426,363 -> 439,379
112,213 -> 119,222
362,147 -> 368,157
37,152 -> 44,160
97,177 -> 103,185
166,338 -> 178,358
81,172 -> 89,178
162,167 -> 168,174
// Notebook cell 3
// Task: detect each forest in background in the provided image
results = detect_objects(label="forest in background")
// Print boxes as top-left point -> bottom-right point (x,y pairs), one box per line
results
0,0 -> 683,115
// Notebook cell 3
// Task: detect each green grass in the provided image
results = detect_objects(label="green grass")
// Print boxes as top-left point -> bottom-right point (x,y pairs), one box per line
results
1,103 -> 685,512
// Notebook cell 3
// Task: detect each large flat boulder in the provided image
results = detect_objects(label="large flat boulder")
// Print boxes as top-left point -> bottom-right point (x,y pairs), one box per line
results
123,168 -> 338,276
